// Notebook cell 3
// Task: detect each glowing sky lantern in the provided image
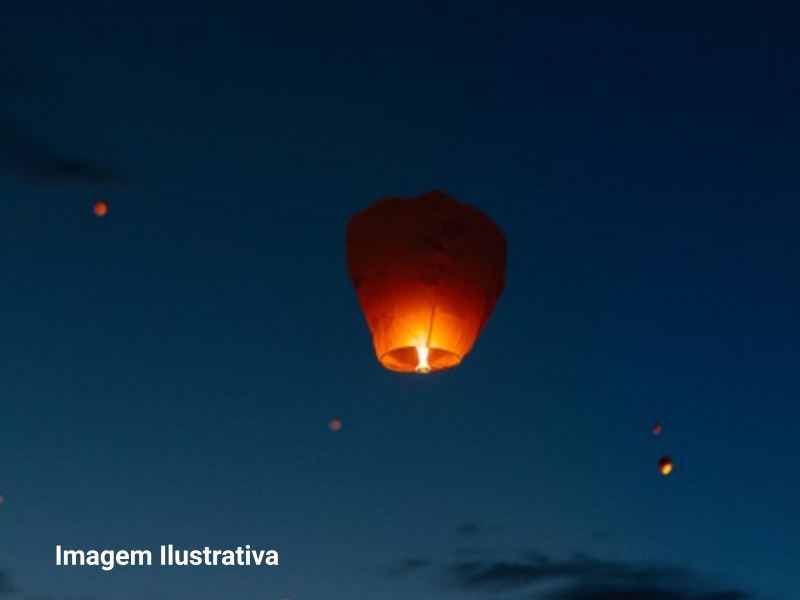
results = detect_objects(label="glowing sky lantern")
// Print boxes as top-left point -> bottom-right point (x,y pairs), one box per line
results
93,201 -> 108,217
328,418 -> 342,432
653,423 -> 663,436
659,456 -> 674,476
346,191 -> 506,373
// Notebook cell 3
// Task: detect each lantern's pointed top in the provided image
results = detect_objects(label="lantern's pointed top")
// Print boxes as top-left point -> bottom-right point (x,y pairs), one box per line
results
417,189 -> 452,202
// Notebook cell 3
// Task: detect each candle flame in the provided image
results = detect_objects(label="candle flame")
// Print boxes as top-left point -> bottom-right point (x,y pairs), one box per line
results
415,346 -> 431,374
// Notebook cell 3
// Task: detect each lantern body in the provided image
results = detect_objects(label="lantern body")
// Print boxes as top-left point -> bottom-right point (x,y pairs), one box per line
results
346,191 -> 506,373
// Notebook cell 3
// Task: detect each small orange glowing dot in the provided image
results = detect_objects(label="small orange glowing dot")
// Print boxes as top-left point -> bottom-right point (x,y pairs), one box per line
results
328,419 -> 342,432
659,456 -> 674,476
653,423 -> 663,436
93,201 -> 108,217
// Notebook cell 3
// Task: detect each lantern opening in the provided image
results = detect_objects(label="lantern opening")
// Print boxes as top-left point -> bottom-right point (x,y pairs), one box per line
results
379,346 -> 463,373
415,346 -> 431,374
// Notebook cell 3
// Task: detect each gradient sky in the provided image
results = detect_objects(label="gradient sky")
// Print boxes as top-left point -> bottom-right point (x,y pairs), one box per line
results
1,2 -> 799,600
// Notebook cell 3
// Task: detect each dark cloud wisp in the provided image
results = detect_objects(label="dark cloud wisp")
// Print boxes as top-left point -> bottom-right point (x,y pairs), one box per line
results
0,112 -> 122,188
385,557 -> 433,576
455,523 -> 481,536
395,550 -> 755,600
0,568 -> 16,596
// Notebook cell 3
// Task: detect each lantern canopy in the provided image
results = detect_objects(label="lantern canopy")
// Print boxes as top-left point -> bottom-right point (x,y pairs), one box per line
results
346,190 -> 506,373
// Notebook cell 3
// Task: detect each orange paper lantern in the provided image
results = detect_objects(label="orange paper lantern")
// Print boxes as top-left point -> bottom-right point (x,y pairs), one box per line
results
346,191 -> 506,373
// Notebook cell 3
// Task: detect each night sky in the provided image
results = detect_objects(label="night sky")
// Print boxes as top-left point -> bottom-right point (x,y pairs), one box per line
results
1,2 -> 799,600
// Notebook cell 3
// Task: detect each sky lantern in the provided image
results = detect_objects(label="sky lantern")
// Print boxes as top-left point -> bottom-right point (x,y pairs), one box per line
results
346,190 -> 507,373
653,423 -> 663,436
659,456 -> 674,476
328,418 -> 342,432
93,201 -> 108,217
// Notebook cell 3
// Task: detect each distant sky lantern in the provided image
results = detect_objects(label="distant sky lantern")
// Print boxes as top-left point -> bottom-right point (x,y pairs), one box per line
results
93,201 -> 108,217
346,190 -> 507,373
328,418 -> 342,432
653,423 -> 663,436
659,456 -> 674,476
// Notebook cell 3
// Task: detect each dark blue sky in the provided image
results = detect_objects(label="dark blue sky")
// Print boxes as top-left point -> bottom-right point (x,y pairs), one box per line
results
1,2 -> 799,600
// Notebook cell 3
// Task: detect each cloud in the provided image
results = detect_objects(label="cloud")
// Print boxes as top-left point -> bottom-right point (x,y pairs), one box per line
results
455,523 -> 481,536
0,568 -> 16,596
0,112 -> 123,188
455,522 -> 503,537
0,44 -> 120,189
393,550 -> 755,600
0,565 -> 101,600
385,557 -> 432,576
